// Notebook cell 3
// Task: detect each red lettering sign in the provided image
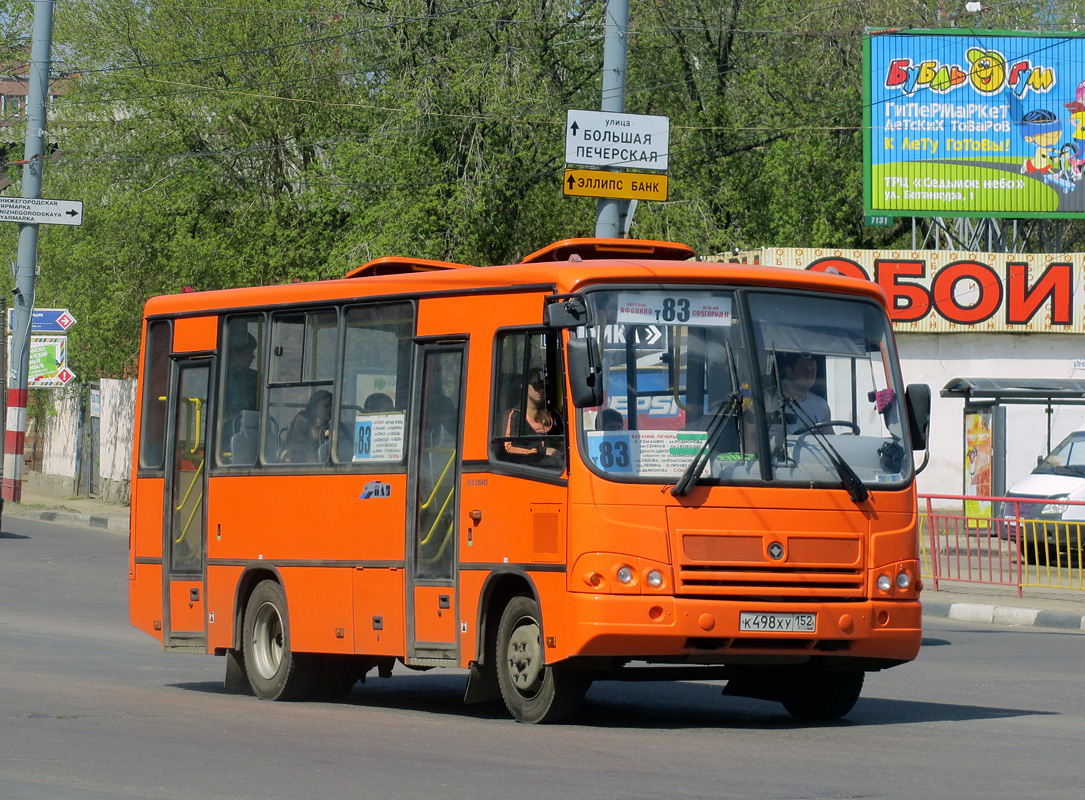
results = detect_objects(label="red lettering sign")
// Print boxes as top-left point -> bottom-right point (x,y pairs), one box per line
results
931,261 -> 1001,324
875,259 -> 930,322
1007,262 -> 1073,326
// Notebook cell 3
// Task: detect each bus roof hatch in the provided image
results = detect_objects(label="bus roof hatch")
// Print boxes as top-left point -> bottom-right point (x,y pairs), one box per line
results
520,238 -> 695,264
345,256 -> 475,279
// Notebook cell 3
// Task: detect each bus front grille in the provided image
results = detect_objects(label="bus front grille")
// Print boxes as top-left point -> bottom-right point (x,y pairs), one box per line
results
676,564 -> 865,598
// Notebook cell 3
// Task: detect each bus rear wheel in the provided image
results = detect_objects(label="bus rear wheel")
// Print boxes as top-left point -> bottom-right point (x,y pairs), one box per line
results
781,668 -> 864,722
495,595 -> 589,723
243,580 -> 317,701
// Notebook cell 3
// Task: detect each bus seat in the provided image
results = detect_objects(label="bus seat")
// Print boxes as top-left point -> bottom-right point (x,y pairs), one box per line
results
231,409 -> 260,466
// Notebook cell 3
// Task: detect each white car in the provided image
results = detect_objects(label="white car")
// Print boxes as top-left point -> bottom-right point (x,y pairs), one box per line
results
1003,430 -> 1085,559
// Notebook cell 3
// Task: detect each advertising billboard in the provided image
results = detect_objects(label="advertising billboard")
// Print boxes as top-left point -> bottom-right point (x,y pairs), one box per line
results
865,30 -> 1085,219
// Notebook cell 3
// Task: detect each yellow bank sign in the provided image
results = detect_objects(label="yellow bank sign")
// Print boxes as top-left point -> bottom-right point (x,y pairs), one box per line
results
563,169 -> 668,202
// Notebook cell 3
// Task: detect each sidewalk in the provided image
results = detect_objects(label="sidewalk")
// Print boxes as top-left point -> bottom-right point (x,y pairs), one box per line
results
919,580 -> 1085,630
3,488 -> 130,534
3,482 -> 1084,631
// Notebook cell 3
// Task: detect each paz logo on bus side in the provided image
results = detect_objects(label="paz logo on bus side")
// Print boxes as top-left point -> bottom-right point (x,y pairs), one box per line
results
360,481 -> 392,499
767,542 -> 785,561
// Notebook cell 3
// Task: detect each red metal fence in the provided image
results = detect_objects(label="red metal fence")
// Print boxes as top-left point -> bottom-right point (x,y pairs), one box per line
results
919,493 -> 1085,595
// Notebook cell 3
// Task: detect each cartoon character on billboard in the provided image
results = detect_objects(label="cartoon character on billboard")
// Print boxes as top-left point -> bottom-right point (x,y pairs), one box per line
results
1063,81 -> 1085,181
966,47 -> 1007,95
1018,108 -> 1075,191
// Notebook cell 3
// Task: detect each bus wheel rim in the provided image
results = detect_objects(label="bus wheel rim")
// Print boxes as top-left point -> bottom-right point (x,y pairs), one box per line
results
252,601 -> 284,679
506,616 -> 543,698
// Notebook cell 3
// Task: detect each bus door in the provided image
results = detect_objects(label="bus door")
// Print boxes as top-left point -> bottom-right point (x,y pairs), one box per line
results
162,359 -> 211,651
407,343 -> 465,664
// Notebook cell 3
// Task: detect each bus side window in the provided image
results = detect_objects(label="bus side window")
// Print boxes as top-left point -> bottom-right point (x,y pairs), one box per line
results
266,309 -> 337,466
219,314 -> 264,467
339,302 -> 414,465
491,331 -> 565,470
138,320 -> 172,471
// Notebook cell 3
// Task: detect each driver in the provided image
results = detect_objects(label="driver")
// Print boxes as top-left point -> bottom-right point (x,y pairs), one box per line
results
775,352 -> 833,434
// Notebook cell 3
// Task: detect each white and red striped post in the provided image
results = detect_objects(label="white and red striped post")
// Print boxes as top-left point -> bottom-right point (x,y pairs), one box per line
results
3,388 -> 27,502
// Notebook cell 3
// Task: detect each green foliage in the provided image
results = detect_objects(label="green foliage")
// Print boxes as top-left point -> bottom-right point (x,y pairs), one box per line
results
0,0 -> 1080,377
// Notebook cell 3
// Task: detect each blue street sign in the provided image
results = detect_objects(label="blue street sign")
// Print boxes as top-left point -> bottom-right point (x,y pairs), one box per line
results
7,307 -> 77,333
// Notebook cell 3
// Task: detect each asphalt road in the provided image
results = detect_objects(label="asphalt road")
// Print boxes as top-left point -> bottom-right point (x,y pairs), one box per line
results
3,515 -> 1084,800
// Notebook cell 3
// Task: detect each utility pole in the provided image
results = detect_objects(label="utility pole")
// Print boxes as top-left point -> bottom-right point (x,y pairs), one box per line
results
4,0 -> 55,503
594,0 -> 630,238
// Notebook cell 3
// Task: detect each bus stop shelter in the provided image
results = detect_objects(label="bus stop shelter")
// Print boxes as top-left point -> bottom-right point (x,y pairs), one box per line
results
940,377 -> 1085,497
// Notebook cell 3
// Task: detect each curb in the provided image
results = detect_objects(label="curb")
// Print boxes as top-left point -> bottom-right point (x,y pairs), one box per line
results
922,600 -> 1085,630
4,504 -> 129,534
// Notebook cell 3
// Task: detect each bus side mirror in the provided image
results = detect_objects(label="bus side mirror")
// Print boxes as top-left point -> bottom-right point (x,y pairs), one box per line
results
567,337 -> 604,408
905,383 -> 931,451
545,295 -> 592,328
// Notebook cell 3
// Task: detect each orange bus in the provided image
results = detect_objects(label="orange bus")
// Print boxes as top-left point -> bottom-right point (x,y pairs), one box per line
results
129,237 -> 931,723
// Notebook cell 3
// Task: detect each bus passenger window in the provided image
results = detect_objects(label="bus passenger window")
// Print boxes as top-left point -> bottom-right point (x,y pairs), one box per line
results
491,332 -> 565,471
219,315 -> 264,467
340,302 -> 413,465
265,309 -> 337,466
138,320 -> 171,471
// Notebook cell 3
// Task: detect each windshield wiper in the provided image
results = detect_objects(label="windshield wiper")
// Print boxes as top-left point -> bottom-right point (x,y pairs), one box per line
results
725,341 -> 747,462
671,391 -> 742,497
672,342 -> 746,498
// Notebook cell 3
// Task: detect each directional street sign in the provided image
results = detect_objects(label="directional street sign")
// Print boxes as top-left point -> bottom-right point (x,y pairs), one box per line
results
563,169 -> 668,202
565,109 -> 670,171
7,307 -> 77,333
0,196 -> 83,226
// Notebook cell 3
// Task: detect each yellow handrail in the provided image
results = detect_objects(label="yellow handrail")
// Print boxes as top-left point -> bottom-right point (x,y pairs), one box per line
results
185,397 -> 203,454
420,448 -> 456,511
173,459 -> 205,545
418,447 -> 457,560
420,484 -> 455,547
421,518 -> 456,565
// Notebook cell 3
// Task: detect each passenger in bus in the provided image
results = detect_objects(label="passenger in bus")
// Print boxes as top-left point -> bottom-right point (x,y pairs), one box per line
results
597,408 -> 624,431
223,330 -> 259,421
774,352 -> 833,434
364,392 -> 394,412
281,390 -> 333,463
503,368 -> 564,465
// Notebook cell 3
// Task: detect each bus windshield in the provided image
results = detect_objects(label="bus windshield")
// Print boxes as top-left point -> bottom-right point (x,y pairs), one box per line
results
579,287 -> 911,490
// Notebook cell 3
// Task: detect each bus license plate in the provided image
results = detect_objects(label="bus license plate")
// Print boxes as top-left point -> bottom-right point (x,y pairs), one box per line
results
739,612 -> 816,632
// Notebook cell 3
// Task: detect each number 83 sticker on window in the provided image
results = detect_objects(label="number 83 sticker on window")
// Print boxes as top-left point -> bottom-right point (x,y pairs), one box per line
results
615,291 -> 732,326
586,431 -> 634,472
352,413 -> 406,462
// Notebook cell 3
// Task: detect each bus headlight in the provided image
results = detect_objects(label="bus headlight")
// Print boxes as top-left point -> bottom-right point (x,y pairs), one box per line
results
617,566 -> 634,584
896,572 -> 911,589
877,574 -> 893,593
646,570 -> 663,588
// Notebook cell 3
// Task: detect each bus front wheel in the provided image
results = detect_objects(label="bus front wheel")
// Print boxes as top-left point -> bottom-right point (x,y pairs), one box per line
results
495,595 -> 589,723
781,669 -> 864,721
243,580 -> 318,701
